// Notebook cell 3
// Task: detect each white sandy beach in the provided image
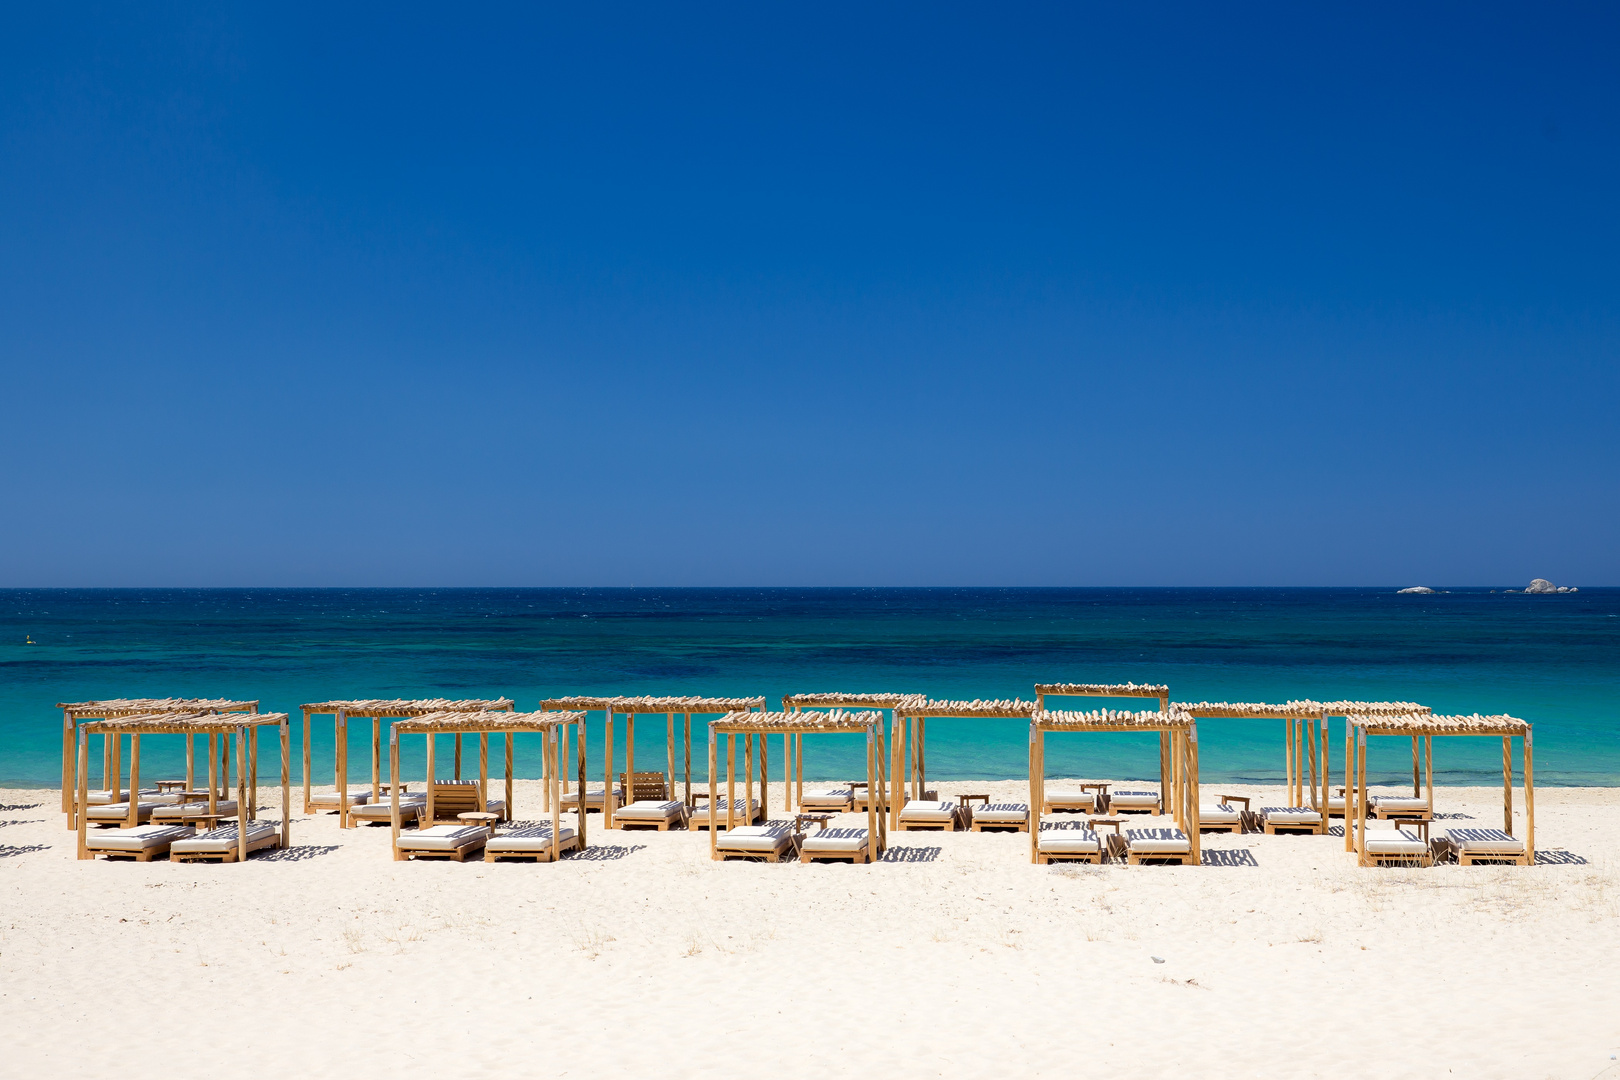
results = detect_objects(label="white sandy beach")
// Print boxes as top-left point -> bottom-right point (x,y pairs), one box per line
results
3,781 -> 1617,1079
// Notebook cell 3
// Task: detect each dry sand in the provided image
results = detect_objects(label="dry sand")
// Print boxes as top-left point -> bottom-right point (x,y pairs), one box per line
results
3,781 -> 1618,1079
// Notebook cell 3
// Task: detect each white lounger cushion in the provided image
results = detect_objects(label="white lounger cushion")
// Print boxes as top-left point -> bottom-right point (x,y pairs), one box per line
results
396,825 -> 492,851
974,803 -> 1030,823
716,825 -> 793,852
85,802 -> 164,820
1372,797 -> 1430,812
612,800 -> 685,821
152,800 -> 239,819
1039,819 -> 1102,853
309,791 -> 371,807
1198,804 -> 1242,824
1364,830 -> 1429,855
799,789 -> 854,808
1126,828 -> 1191,853
1447,828 -> 1526,854
1326,796 -> 1347,811
1110,790 -> 1161,809
1261,806 -> 1323,824
170,822 -> 279,854
1043,790 -> 1097,808
350,797 -> 425,821
83,789 -> 183,805
486,826 -> 577,852
86,824 -> 195,851
899,800 -> 957,821
801,827 -> 868,853
694,799 -> 759,815
561,787 -> 623,805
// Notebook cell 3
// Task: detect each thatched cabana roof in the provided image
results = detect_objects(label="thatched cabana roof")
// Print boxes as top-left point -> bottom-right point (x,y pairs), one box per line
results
539,695 -> 766,712
85,711 -> 290,735
711,710 -> 880,735
897,698 -> 1037,718
782,692 -> 922,709
1178,700 -> 1326,720
1035,683 -> 1168,698
60,697 -> 257,718
1356,712 -> 1529,737
393,709 -> 586,735
1315,700 -> 1432,716
301,697 -> 514,716
1034,708 -> 1195,732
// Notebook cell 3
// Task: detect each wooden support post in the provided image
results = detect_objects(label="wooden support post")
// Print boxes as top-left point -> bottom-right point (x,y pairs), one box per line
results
1305,718 -> 1318,810
478,732 -> 489,814
235,725 -> 249,862
110,732 -> 121,805
207,731 -> 218,816
103,729 -> 112,798
1344,720 -> 1355,852
796,732 -> 804,810
424,731 -> 436,831
576,719 -> 588,848
1424,735 -> 1434,817
371,718 -> 381,804
684,714 -> 693,808
1502,735 -> 1514,835
60,711 -> 74,817
1319,717 -> 1330,815
389,728 -> 401,860
560,722 -> 571,799
783,729 -> 792,812
867,724 -> 879,860
186,732 -> 196,797
1189,725 -> 1202,863
301,708 -> 312,814
889,713 -> 903,830
744,732 -> 754,822
625,714 -> 636,815
1355,727 -> 1369,866
77,727 -> 89,860
1412,736 -> 1421,798
1028,722 -> 1040,863
708,727 -> 719,859
760,732 -> 768,820
454,733 -> 463,781
1524,731 -> 1536,863
1158,729 -> 1170,815
280,718 -> 291,850
249,724 -> 259,821
506,733 -> 515,818
337,709 -> 350,829
918,717 -> 927,798
667,711 -> 676,803
125,735 -> 141,829
604,709 -> 616,829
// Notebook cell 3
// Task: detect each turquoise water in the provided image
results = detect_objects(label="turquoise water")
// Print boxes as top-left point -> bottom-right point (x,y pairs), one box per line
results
2,587 -> 1616,789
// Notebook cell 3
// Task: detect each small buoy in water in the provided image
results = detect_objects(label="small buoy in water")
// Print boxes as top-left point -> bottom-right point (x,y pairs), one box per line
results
24,635 -> 35,645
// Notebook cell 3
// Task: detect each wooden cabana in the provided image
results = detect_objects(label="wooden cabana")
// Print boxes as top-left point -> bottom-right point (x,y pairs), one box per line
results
1029,708 -> 1201,864
781,693 -> 920,812
890,698 -> 1036,829
299,698 -> 515,827
1312,700 -> 1432,832
539,695 -> 766,827
60,697 -> 258,828
1348,713 -> 1534,865
707,710 -> 886,862
77,711 -> 291,862
1177,701 -> 1336,810
388,710 -> 588,862
1035,684 -> 1171,804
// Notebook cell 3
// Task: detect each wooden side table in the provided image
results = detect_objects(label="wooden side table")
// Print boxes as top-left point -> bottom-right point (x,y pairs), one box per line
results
458,812 -> 499,832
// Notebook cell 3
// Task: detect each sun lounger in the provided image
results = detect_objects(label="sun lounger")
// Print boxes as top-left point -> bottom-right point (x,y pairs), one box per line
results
1445,827 -> 1529,866
715,823 -> 796,862
1198,803 -> 1245,833
688,798 -> 761,829
423,781 -> 507,824
84,801 -> 165,827
1108,789 -> 1161,814
611,799 -> 688,830
897,799 -> 961,831
1371,796 -> 1431,821
169,821 -> 282,862
150,799 -> 239,824
1040,789 -> 1098,815
82,824 -> 196,861
1035,819 -> 1103,864
560,785 -> 624,813
308,789 -> 372,810
798,787 -> 854,813
971,802 -> 1029,832
349,796 -> 426,824
484,824 -> 580,862
1125,827 -> 1195,865
1362,824 -> 1433,867
799,827 -> 872,863
80,789 -> 184,806
394,824 -> 492,862
1259,806 -> 1325,835
1325,786 -> 1353,817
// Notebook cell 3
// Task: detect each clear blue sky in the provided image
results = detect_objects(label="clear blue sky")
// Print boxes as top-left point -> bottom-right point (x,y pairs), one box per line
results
1,4 -> 1615,586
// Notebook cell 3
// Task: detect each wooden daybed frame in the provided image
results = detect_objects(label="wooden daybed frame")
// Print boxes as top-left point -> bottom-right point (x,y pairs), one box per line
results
889,698 -> 1035,830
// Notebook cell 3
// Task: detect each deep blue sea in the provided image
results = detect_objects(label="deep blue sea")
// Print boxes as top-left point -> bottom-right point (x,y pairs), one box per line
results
2,588 -> 1616,789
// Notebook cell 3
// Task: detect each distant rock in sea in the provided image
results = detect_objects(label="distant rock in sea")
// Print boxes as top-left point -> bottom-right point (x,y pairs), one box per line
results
1397,586 -> 1435,594
1515,578 -> 1577,594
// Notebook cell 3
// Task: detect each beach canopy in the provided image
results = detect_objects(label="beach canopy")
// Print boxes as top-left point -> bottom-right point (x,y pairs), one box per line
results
1029,708 -> 1202,863
886,698 -> 1037,827
707,710 -> 886,861
782,692 -> 922,710
388,710 -> 588,862
1346,712 -> 1533,863
77,711 -> 291,862
299,697 -> 516,826
60,697 -> 261,817
1035,682 -> 1168,701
